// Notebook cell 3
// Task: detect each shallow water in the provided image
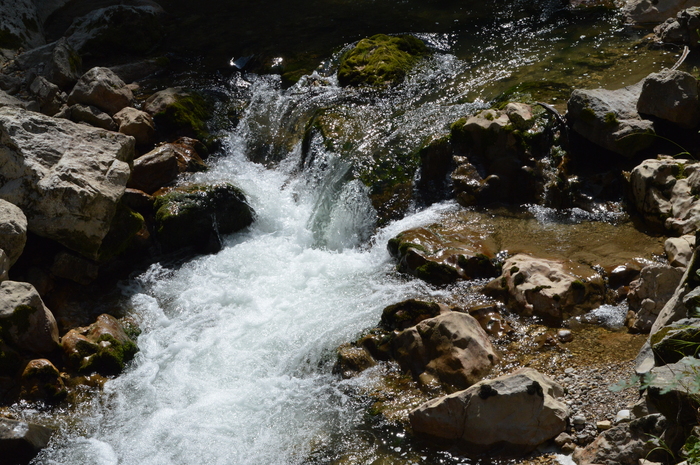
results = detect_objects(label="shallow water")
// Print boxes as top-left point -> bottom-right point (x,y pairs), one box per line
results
29,2 -> 678,464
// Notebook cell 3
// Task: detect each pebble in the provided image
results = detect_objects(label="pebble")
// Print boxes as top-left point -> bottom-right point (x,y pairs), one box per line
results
596,420 -> 612,430
615,409 -> 631,424
564,367 -> 575,374
558,329 -> 574,342
572,415 -> 586,425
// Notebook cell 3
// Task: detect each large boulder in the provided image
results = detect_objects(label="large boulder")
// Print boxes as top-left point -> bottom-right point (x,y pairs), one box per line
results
637,69 -> 700,128
67,67 -> 134,116
15,38 -> 82,90
0,107 -> 134,259
655,6 -> 700,46
572,414 -> 668,465
153,183 -> 254,254
0,281 -> 59,355
61,314 -> 137,376
0,417 -> 53,465
337,34 -> 427,87
410,368 -> 568,457
143,88 -> 213,144
387,224 -> 498,285
64,4 -> 164,58
483,254 -> 605,322
626,264 -> 685,333
128,144 -> 180,194
392,312 -> 498,390
0,200 -> 27,267
628,157 -> 700,235
624,0 -> 700,24
0,0 -> 44,50
567,84 -> 655,156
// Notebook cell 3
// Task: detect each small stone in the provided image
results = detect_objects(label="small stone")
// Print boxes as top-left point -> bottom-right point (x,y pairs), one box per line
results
573,415 -> 586,425
558,329 -> 574,343
596,420 -> 612,431
565,367 -> 575,374
615,409 -> 631,424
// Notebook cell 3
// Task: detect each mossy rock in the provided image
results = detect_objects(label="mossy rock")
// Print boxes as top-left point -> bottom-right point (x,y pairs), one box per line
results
97,202 -> 145,262
651,318 -> 700,365
338,34 -> 428,87
153,92 -> 216,149
380,300 -> 442,331
154,183 -> 254,254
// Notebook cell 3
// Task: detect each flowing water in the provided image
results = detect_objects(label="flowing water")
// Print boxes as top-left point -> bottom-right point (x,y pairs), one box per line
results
26,2 -> 683,464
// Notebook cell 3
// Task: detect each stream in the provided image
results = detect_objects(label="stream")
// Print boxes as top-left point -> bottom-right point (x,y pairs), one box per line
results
22,1 -> 686,464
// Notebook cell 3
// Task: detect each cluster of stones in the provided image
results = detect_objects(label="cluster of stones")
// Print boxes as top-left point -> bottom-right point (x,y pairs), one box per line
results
0,1 -> 257,462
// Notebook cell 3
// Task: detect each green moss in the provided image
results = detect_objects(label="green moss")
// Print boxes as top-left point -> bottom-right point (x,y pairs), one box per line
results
337,34 -> 428,87
414,260 -> 460,285
604,112 -> 619,126
98,203 -> 145,262
493,81 -> 572,108
510,266 -> 520,274
571,279 -> 586,290
154,92 -> 214,145
484,112 -> 495,121
398,242 -> 429,256
10,305 -> 35,334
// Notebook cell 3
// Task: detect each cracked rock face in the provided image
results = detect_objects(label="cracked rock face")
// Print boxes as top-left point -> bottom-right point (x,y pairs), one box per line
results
0,106 -> 134,259
410,368 -> 568,457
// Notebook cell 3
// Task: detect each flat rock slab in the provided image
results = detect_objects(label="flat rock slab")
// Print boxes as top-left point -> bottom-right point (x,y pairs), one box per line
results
0,106 -> 134,259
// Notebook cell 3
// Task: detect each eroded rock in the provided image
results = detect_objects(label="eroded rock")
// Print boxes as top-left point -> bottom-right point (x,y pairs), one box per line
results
410,368 -> 568,457
67,67 -> 134,116
392,312 -> 498,390
0,200 -> 27,267
626,264 -> 684,333
0,107 -> 134,259
0,281 -> 59,355
61,314 -> 137,376
484,253 -> 605,322
567,84 -> 655,156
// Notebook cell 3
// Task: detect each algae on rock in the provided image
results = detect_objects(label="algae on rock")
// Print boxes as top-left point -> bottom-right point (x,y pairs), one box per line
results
337,34 -> 428,87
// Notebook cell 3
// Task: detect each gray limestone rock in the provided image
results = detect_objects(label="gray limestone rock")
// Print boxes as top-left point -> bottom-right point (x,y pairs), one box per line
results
0,280 -> 59,355
69,103 -> 117,131
68,67 -> 134,116
567,84 -> 655,156
15,38 -> 82,90
0,106 -> 134,259
637,70 -> 700,128
0,417 -> 53,465
0,200 -> 27,266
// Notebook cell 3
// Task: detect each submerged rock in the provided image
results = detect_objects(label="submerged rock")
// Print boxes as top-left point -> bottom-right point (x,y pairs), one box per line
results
0,417 -> 53,465
410,368 -> 568,457
388,225 -> 497,285
484,253 -> 605,322
0,106 -> 134,259
337,34 -> 427,87
61,314 -> 137,376
153,183 -> 254,254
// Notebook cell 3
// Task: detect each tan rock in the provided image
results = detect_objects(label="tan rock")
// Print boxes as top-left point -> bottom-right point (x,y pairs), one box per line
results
0,281 -> 59,355
113,107 -> 155,146
68,67 -> 134,115
410,368 -> 568,457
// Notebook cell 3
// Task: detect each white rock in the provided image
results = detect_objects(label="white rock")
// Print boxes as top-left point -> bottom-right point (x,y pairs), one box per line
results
0,106 -> 134,259
0,199 -> 27,266
665,234 -> 695,268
